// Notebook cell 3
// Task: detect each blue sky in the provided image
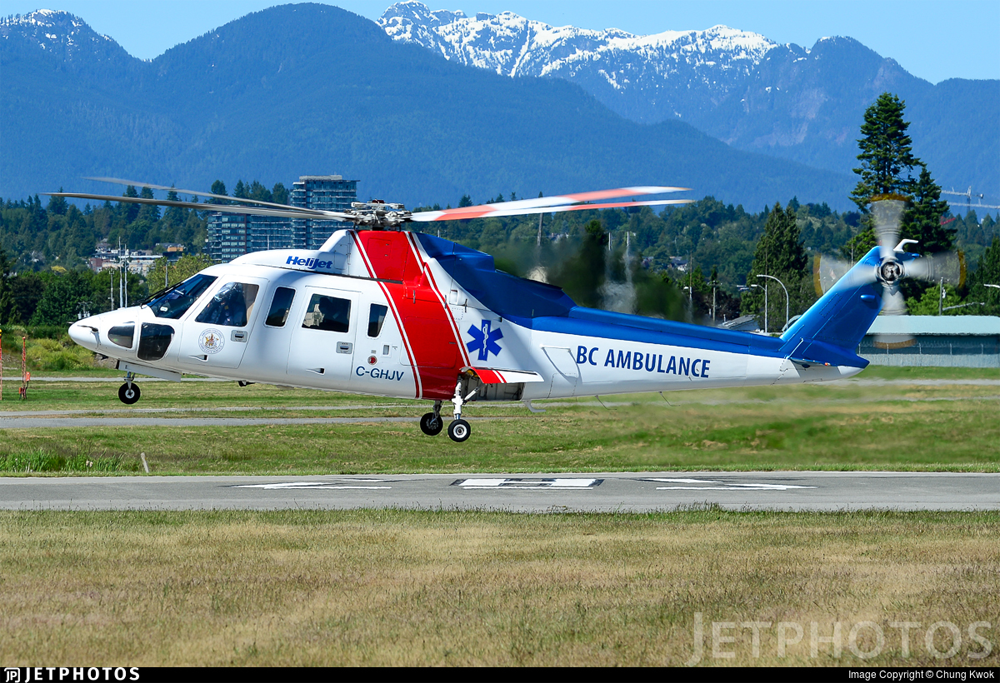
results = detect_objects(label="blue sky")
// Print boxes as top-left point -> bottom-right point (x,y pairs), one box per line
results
5,0 -> 999,83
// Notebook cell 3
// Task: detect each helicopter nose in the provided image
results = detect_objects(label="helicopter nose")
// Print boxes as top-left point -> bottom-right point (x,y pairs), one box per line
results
68,319 -> 101,351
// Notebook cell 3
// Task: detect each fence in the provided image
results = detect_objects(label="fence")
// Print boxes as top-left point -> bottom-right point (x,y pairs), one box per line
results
858,334 -> 1000,368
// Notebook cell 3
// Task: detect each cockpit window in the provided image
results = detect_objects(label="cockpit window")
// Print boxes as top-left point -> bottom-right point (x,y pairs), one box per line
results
196,282 -> 260,328
146,274 -> 217,319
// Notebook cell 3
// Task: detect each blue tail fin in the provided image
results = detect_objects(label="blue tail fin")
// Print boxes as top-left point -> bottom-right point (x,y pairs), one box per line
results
779,248 -> 883,368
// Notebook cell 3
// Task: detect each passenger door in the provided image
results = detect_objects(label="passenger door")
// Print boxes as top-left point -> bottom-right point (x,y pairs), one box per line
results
286,286 -> 360,386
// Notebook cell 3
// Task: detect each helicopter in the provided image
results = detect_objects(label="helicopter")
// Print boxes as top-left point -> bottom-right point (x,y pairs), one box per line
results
53,181 -> 912,442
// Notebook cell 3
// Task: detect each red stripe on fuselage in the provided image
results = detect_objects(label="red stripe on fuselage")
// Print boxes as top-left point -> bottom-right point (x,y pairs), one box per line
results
350,232 -> 421,398
405,232 -> 472,368
356,230 -> 465,400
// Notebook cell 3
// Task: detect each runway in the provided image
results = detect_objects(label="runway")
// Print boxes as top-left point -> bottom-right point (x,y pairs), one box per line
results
2,471 -> 997,512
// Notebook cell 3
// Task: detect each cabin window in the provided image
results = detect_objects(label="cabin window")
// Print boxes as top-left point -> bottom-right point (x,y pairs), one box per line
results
368,304 -> 388,337
302,294 -> 351,333
146,274 -> 217,319
107,323 -> 135,349
265,287 -> 296,327
137,323 -> 174,361
196,282 -> 260,327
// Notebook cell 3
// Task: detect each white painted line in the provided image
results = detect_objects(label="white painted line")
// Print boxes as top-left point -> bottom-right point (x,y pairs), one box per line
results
236,482 -> 391,490
648,478 -> 815,491
452,478 -> 602,489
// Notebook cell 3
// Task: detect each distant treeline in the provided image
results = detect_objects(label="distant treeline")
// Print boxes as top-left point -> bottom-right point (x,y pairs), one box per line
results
1,186 -> 998,328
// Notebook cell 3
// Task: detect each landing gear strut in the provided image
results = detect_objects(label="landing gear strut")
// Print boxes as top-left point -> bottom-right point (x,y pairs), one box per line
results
447,379 -> 476,443
118,371 -> 140,405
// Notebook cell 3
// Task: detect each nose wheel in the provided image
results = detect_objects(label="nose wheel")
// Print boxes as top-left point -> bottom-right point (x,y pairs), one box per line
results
118,372 -> 140,405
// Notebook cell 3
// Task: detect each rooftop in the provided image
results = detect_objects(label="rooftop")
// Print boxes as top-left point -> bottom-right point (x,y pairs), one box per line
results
866,315 -> 1000,336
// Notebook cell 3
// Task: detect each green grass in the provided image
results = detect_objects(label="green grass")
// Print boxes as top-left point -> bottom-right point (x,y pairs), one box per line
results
1,370 -> 997,473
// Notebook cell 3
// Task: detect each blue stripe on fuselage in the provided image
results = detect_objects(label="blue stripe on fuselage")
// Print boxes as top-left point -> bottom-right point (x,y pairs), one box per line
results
508,307 -> 786,357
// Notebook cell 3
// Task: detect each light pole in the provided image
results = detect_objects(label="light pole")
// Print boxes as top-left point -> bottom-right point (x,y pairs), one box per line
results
757,274 -> 789,333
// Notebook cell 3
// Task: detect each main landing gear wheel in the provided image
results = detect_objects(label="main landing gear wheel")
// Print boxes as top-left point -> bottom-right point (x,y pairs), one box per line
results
118,382 -> 141,405
447,419 -> 471,443
420,412 -> 444,436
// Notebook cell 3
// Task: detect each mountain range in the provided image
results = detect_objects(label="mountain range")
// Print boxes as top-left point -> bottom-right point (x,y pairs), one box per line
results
1,3 -> 994,212
380,1 -> 999,205
0,4 -> 846,210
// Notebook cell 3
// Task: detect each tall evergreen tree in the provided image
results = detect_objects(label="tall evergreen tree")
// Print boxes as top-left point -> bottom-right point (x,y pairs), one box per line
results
900,166 -> 953,254
271,182 -> 290,205
742,203 -> 811,332
969,236 -> 1000,315
208,180 -> 228,204
850,93 -> 920,211
122,186 -> 140,224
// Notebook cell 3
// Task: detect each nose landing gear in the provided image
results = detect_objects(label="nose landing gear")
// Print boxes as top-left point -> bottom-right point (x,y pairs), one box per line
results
118,372 -> 141,405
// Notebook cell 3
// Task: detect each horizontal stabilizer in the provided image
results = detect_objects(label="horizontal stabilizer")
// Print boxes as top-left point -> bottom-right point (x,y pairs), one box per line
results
466,367 -> 544,384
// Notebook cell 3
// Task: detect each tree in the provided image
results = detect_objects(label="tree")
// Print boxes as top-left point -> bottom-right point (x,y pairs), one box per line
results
208,180 -> 228,204
549,220 -> 606,308
844,93 -> 938,261
30,271 -> 86,325
899,166 -> 953,254
968,236 -> 1000,316
742,203 -> 811,332
271,182 -> 290,205
46,188 -> 68,216
850,93 -> 920,211
0,247 -> 16,324
122,186 -> 140,225
145,254 -> 214,293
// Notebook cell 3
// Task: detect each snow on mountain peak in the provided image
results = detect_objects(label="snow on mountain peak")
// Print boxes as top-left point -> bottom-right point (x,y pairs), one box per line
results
1,9 -> 126,62
379,2 -> 777,88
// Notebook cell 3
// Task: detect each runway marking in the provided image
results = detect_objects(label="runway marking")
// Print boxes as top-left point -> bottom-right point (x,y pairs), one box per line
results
235,480 -> 391,490
452,478 -> 603,489
646,478 -> 816,491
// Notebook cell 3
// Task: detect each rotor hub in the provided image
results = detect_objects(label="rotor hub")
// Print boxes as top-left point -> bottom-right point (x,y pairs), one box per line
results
877,259 -> 903,285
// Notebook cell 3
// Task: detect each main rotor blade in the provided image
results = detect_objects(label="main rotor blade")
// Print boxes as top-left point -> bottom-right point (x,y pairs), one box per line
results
871,198 -> 905,262
46,192 -> 353,222
904,251 -> 966,287
86,177 -> 298,212
411,186 -> 690,221
411,197 -> 693,222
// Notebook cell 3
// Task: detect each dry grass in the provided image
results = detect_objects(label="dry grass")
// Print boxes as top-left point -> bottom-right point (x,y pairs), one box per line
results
0,509 -> 996,666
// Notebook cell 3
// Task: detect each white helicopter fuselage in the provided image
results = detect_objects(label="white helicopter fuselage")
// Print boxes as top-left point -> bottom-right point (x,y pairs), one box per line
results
70,228 -> 873,440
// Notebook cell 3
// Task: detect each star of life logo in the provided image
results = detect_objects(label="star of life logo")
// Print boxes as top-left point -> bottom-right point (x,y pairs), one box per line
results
466,320 -> 503,362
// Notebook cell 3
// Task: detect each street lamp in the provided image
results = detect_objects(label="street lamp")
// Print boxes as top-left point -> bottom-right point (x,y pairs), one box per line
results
757,274 -> 789,333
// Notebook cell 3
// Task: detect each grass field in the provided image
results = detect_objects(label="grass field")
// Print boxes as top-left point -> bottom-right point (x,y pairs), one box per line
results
0,509 -> 996,666
1,366 -> 997,474
1,367 -> 997,667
